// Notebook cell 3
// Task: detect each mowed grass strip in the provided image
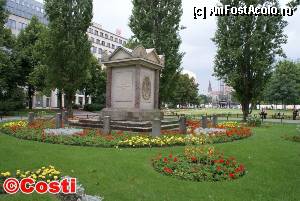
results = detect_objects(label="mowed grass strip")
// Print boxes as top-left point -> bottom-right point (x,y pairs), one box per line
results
0,124 -> 299,201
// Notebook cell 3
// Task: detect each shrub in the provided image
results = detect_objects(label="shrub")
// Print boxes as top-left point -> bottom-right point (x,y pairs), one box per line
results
84,104 -> 104,112
247,116 -> 261,127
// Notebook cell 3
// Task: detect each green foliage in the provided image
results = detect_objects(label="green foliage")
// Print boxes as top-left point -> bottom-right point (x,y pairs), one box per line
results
264,60 -> 300,105
129,0 -> 184,104
213,0 -> 287,121
246,116 -> 262,127
43,0 -> 93,114
80,56 -> 106,106
152,146 -> 246,181
15,16 -> 46,109
84,103 -> 104,112
173,73 -> 199,106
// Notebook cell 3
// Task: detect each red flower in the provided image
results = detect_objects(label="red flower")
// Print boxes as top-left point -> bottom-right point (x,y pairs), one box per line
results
163,167 -> 173,174
163,157 -> 168,163
191,156 -> 197,162
173,157 -> 178,162
169,154 -> 173,158
217,166 -> 222,172
219,159 -> 225,163
229,173 -> 235,179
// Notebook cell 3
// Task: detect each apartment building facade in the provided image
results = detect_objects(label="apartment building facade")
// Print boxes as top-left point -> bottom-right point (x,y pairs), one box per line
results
4,0 -> 128,109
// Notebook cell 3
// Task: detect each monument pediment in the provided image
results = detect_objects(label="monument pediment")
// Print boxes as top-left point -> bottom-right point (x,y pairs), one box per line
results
103,45 -> 165,67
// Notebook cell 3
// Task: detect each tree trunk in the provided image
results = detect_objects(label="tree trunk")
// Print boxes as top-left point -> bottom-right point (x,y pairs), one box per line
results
57,90 -> 63,110
241,101 -> 250,122
28,85 -> 35,110
65,92 -> 74,117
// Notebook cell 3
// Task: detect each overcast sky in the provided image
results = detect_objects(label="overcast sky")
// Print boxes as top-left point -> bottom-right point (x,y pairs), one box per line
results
40,0 -> 300,94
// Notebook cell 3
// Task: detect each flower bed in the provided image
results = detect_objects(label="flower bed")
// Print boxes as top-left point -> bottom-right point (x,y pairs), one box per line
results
152,146 -> 246,182
0,120 -> 252,148
0,165 -> 61,194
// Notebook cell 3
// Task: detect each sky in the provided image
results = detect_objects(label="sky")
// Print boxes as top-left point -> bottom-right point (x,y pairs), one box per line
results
39,0 -> 300,94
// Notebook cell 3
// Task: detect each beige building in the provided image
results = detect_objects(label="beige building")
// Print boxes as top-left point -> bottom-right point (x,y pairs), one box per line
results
5,0 -> 128,109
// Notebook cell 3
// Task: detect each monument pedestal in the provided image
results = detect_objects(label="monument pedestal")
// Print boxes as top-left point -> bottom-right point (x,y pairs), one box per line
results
101,46 -> 165,121
101,108 -> 163,121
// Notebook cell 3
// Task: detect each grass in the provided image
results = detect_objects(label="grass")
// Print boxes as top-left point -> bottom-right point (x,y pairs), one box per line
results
165,108 -> 294,117
2,109 -> 57,117
0,123 -> 300,201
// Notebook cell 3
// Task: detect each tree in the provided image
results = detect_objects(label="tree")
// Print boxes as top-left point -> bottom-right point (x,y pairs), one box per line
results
16,16 -> 46,109
213,0 -> 287,121
80,56 -> 106,108
173,73 -> 199,107
265,60 -> 300,107
44,0 -> 93,115
0,0 -> 24,113
129,0 -> 184,105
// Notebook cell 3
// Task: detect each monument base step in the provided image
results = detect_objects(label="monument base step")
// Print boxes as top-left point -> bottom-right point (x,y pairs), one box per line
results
68,119 -> 179,133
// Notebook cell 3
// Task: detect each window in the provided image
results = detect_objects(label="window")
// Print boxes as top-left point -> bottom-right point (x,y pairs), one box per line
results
18,22 -> 27,30
101,41 -> 105,46
7,19 -> 16,29
100,32 -> 103,37
96,39 -> 100,44
107,43 -> 111,48
92,46 -> 97,53
119,39 -> 123,44
112,44 -> 115,49
98,58 -> 102,62
115,38 -> 118,42
94,30 -> 98,35
123,41 -> 126,45
98,48 -> 102,54
91,37 -> 95,43
110,36 -> 113,41
105,34 -> 108,39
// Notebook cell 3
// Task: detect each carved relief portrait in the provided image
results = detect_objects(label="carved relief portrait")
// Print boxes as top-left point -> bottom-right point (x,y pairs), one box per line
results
142,76 -> 151,100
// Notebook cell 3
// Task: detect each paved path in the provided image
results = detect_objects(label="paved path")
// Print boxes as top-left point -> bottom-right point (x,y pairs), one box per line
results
218,117 -> 300,124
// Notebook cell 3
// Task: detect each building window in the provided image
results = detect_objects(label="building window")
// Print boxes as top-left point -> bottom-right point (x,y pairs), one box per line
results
105,34 -> 108,39
96,39 -> 100,44
100,32 -> 103,37
101,41 -> 105,46
107,43 -> 111,48
18,22 -> 27,30
98,58 -> 102,62
91,37 -> 95,43
92,46 -> 97,53
123,41 -> 126,45
7,19 -> 16,29
112,44 -> 115,49
110,36 -> 113,41
119,39 -> 123,44
98,48 -> 102,54
94,30 -> 98,35
115,38 -> 118,42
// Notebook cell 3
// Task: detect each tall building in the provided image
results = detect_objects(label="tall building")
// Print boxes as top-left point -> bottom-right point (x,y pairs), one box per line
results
4,0 -> 128,109
87,22 -> 127,63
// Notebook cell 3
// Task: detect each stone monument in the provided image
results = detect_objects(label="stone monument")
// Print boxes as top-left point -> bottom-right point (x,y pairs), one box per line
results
101,46 -> 165,121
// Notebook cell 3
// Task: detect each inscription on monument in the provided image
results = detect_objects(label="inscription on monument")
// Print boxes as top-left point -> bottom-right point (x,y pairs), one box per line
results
142,76 -> 151,100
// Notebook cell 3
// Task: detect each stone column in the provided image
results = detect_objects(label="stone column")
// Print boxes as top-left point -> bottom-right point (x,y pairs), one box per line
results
56,113 -> 62,129
179,116 -> 187,134
151,118 -> 161,137
102,116 -> 111,135
28,112 -> 34,124
154,70 -> 160,109
201,116 -> 208,128
135,66 -> 141,109
106,67 -> 112,108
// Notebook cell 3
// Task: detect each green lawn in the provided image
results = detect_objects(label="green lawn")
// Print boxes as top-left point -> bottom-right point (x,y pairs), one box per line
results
0,124 -> 300,201
165,108 -> 294,117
